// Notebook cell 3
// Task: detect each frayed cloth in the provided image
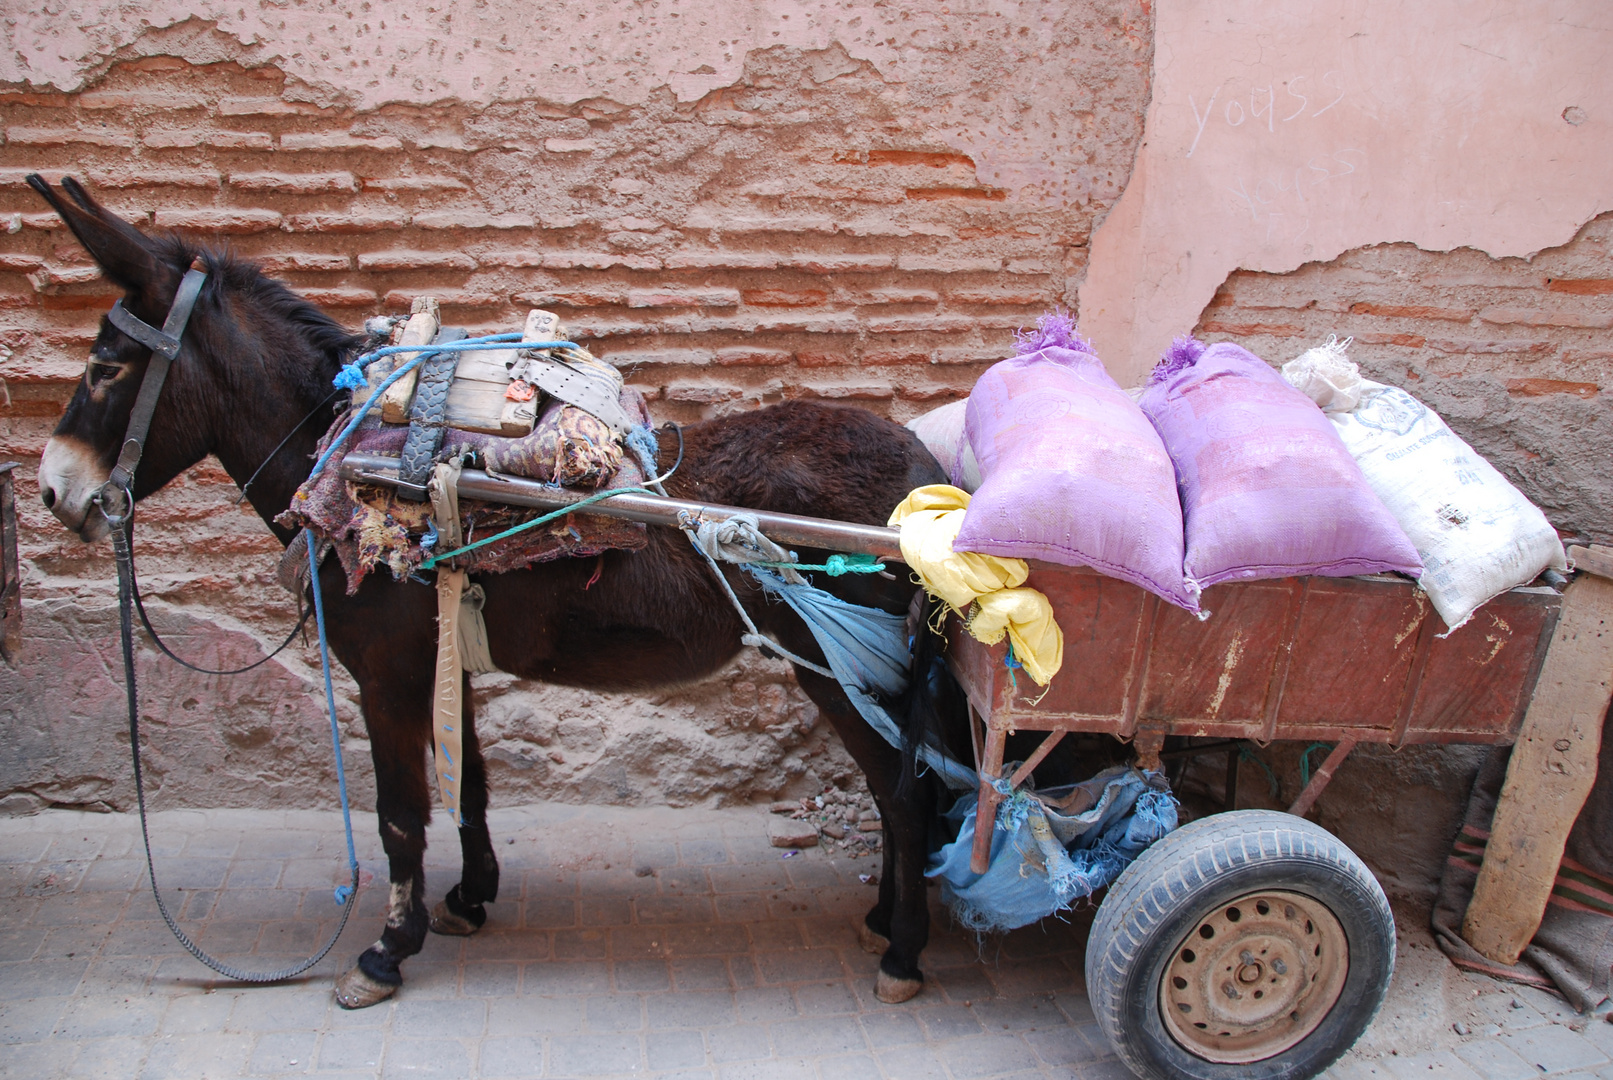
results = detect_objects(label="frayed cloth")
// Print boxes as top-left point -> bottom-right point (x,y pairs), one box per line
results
1012,310 -> 1095,357
278,387 -> 653,595
1148,334 -> 1206,384
928,766 -> 1178,935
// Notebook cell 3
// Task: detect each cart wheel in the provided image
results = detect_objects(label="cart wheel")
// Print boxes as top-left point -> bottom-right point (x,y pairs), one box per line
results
1085,810 -> 1394,1080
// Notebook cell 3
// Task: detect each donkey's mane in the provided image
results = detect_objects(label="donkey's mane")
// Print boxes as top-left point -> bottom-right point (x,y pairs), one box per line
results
150,232 -> 363,400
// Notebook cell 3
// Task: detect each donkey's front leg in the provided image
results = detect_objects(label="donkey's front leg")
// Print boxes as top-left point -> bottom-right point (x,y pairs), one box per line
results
335,701 -> 434,1009
431,675 -> 500,937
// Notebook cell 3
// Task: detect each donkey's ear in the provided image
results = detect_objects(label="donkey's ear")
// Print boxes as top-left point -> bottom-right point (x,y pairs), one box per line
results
25,174 -> 165,292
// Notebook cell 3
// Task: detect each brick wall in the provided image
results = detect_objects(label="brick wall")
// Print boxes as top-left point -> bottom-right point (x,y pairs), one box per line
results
0,26 -> 1153,813
1194,216 -> 1613,543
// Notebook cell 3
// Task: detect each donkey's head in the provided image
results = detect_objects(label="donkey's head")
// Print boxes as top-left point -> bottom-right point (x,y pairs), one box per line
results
29,175 -> 229,540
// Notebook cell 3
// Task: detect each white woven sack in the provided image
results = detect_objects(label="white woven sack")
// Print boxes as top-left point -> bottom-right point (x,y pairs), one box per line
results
1283,340 -> 1566,633
905,399 -> 983,492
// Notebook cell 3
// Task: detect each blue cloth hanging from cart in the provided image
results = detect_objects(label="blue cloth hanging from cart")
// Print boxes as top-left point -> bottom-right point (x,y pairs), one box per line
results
748,568 -> 1177,931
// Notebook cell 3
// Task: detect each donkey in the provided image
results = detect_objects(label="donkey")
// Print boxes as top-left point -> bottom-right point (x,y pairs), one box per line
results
28,175 -> 961,1008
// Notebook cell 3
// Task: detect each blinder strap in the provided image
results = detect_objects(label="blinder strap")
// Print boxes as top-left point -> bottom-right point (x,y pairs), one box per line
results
103,259 -> 208,497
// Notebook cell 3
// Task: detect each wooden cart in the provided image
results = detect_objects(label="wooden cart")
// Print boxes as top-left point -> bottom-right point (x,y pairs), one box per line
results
947,557 -> 1613,1080
347,455 -> 1613,1080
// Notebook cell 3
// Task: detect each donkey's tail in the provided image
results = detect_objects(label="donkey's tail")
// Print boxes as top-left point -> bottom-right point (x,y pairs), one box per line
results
896,592 -> 971,803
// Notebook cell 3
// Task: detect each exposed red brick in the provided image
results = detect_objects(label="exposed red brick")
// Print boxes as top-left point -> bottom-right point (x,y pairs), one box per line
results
476,251 -> 546,268
295,287 -> 378,308
412,211 -> 537,230
5,127 -> 136,148
896,255 -> 1002,273
0,255 -> 45,273
39,292 -> 117,311
539,252 -> 661,271
934,346 -> 1005,365
153,209 -> 283,234
383,289 -> 505,309
22,213 -> 65,230
40,328 -> 100,346
143,130 -> 273,150
741,289 -> 828,307
665,252 -> 781,271
230,171 -> 359,194
512,288 -> 627,308
279,132 -> 403,152
0,294 -> 39,309
627,288 -> 740,309
85,169 -> 221,189
863,350 -> 931,366
713,347 -> 792,367
1005,258 -> 1055,275
1506,378 -> 1598,398
1478,306 -> 1613,329
0,399 -> 64,417
905,187 -> 1007,202
357,250 -> 478,272
836,149 -> 976,169
785,254 -> 893,274
544,138 -> 599,153
283,210 -> 408,233
1546,278 -> 1613,295
664,382 -> 742,404
1199,321 -> 1306,337
1354,332 -> 1427,348
361,176 -> 469,192
604,216 -> 664,233
257,253 -> 353,273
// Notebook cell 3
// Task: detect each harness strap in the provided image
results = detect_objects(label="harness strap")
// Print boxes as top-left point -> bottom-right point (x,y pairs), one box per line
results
104,259 -> 209,497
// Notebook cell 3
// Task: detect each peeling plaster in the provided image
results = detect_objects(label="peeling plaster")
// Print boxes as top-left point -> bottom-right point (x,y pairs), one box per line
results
1080,0 -> 1613,384
2,1 -> 1150,204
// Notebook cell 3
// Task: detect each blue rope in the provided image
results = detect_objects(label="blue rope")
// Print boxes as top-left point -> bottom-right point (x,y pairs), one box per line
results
751,553 -> 885,576
307,528 -> 360,903
1298,741 -> 1333,790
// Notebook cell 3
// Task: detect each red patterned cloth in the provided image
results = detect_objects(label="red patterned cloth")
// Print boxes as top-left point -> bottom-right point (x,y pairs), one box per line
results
278,390 -> 652,594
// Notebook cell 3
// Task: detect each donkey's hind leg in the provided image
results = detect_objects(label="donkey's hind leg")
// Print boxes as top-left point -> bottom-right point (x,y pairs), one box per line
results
431,674 -> 501,936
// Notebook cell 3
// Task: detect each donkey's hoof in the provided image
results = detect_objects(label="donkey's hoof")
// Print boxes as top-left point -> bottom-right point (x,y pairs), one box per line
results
857,921 -> 890,956
874,969 -> 924,1004
334,966 -> 398,1009
429,900 -> 482,936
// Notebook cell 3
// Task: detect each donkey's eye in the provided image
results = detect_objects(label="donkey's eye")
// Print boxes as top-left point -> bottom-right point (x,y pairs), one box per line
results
85,359 -> 122,384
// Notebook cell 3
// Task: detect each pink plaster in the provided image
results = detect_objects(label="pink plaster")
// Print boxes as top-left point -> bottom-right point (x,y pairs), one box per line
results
1080,1 -> 1613,385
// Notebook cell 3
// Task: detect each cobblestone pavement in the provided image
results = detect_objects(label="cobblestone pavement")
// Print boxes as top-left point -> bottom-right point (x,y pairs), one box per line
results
2,804 -> 1610,1080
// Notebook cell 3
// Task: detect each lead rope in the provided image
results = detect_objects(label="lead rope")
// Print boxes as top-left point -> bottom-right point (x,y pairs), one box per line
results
104,497 -> 359,981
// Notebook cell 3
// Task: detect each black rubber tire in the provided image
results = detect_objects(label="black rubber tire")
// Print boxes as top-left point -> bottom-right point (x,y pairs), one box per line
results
1085,810 -> 1395,1080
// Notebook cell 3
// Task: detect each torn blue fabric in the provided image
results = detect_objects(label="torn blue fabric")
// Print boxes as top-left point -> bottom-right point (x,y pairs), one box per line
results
748,569 -> 977,791
927,766 -> 1178,934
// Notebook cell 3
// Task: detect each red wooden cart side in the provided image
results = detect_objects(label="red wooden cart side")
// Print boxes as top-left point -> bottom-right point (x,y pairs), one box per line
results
947,564 -> 1564,875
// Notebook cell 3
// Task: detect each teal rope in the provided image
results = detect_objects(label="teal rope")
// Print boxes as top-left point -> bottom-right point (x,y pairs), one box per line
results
418,487 -> 657,570
1238,745 -> 1281,798
751,553 -> 885,576
1298,741 -> 1334,790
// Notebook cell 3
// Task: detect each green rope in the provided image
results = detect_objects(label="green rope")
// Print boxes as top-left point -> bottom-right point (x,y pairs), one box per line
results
1238,745 -> 1281,798
751,553 -> 885,576
1298,741 -> 1334,790
419,487 -> 657,570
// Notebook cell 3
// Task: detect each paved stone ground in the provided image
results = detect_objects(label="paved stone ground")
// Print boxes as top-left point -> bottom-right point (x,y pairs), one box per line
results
2,804 -> 1610,1080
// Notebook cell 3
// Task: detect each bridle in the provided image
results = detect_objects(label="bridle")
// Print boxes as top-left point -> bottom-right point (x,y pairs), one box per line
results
89,256 -> 360,983
93,257 -> 209,523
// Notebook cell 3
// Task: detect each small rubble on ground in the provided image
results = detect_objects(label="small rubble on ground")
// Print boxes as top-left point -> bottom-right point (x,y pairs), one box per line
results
766,784 -> 884,857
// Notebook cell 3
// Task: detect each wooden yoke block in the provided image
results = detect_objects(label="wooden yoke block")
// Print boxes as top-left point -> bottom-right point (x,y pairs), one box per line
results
440,308 -> 565,437
1461,545 -> 1613,964
377,298 -> 441,424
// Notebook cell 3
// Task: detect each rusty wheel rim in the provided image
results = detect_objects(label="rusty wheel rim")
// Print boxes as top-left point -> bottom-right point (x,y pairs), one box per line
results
1159,890 -> 1349,1064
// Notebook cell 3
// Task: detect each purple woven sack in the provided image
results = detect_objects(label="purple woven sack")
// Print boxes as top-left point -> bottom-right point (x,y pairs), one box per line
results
1138,338 -> 1422,592
954,318 -> 1197,611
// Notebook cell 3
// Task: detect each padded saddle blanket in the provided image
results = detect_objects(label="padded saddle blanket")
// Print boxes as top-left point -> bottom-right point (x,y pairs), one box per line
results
279,388 -> 652,594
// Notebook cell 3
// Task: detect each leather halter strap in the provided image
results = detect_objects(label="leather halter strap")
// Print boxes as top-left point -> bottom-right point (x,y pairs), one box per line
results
99,258 -> 208,508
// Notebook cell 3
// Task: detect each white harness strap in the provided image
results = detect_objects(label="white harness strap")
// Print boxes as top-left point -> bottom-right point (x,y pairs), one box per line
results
427,461 -> 469,824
